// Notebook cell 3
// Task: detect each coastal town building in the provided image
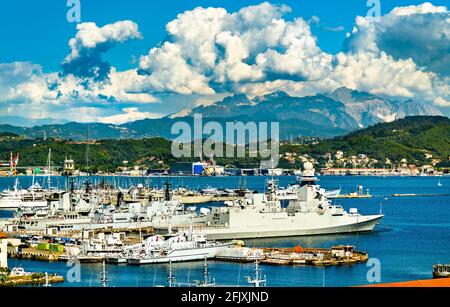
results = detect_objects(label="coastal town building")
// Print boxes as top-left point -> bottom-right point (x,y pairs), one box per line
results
63,156 -> 75,176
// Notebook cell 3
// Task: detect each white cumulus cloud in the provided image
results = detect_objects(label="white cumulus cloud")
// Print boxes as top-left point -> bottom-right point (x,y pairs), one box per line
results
62,20 -> 142,80
136,1 -> 449,108
138,2 -> 331,93
345,2 -> 450,76
1,2 -> 450,124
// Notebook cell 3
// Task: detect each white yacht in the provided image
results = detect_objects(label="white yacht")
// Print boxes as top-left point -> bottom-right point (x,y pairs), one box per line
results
0,179 -> 48,210
323,188 -> 341,199
9,267 -> 32,277
127,232 -> 232,265
191,162 -> 383,240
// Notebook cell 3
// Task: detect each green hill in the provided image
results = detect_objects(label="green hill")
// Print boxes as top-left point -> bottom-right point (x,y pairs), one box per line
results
1,116 -> 449,172
283,116 -> 450,167
0,137 -> 173,172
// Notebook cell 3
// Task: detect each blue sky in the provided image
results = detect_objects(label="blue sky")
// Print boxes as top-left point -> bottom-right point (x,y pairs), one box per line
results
2,0 -> 447,71
0,0 -> 449,122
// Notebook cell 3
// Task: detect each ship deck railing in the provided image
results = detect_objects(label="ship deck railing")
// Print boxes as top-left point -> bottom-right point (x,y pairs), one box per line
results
170,224 -> 230,231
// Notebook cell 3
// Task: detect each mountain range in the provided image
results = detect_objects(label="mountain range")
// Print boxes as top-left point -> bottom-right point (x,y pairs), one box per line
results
0,87 -> 442,140
0,116 -> 69,127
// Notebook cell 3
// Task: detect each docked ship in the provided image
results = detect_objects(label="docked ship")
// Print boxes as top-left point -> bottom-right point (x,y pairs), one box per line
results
187,162 -> 383,240
147,182 -> 199,228
127,232 -> 232,264
106,234 -> 166,264
276,183 -> 341,200
433,263 -> 450,278
0,179 -> 48,210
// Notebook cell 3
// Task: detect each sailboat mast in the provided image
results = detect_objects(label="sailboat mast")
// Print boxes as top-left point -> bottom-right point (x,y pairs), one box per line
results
43,272 -> 51,287
47,148 -> 51,189
100,260 -> 108,287
168,261 -> 174,287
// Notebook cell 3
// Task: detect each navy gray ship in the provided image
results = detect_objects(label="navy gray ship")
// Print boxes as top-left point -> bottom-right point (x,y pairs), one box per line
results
184,162 -> 383,239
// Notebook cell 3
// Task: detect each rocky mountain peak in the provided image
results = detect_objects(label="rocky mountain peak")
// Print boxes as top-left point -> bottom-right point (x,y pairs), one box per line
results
253,91 -> 290,103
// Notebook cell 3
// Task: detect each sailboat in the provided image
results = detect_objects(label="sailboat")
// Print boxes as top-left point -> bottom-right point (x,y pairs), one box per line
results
167,261 -> 175,287
0,178 -> 48,209
195,257 -> 215,287
43,272 -> 51,287
438,178 -> 442,187
246,258 -> 266,287
155,261 -> 177,287
100,261 -> 108,287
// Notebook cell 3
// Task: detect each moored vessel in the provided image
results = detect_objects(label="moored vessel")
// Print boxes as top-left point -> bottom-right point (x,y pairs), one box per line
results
433,263 -> 450,278
127,232 -> 232,265
181,162 -> 383,240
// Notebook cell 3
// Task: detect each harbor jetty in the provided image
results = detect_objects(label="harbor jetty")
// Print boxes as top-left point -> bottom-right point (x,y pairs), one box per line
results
0,269 -> 64,287
5,240 -> 368,267
392,193 -> 450,198
7,246 -> 63,262
216,245 -> 368,266
260,246 -> 368,266
335,185 -> 372,199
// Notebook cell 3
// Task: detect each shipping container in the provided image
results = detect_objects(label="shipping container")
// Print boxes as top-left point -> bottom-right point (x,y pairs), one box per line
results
37,243 -> 49,251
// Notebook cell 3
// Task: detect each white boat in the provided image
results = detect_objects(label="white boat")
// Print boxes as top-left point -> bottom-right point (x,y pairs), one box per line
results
107,234 -> 166,264
127,232 -> 232,265
323,188 -> 341,199
0,179 -> 48,210
192,162 -> 383,240
9,267 -> 32,277
201,187 -> 220,195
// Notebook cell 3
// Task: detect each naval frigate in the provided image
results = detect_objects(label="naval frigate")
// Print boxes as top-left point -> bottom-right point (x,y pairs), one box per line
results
192,162 -> 383,240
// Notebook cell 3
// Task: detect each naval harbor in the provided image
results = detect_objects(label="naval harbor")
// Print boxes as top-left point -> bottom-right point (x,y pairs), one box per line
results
0,161 -> 383,285
0,162 -> 449,287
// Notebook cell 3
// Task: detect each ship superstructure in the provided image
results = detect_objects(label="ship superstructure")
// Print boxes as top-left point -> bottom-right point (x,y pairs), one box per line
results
191,162 -> 383,240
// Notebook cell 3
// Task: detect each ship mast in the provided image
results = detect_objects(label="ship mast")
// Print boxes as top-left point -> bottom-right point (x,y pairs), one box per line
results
167,260 -> 175,287
47,148 -> 52,190
86,124 -> 90,176
100,260 -> 108,287
196,257 -> 215,287
164,181 -> 171,201
247,258 -> 266,287
43,272 -> 51,287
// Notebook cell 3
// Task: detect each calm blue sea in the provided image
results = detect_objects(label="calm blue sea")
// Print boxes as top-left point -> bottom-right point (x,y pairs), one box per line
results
1,175 -> 449,287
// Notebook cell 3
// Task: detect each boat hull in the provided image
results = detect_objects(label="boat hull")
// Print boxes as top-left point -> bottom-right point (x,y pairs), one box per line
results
196,215 -> 383,240
106,257 -> 128,264
127,244 -> 230,265
0,200 -> 48,210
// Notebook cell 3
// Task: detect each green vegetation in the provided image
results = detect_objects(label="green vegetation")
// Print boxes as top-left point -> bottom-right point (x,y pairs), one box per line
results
31,273 -> 45,280
1,116 -> 449,171
0,136 -> 173,172
285,116 -> 450,167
